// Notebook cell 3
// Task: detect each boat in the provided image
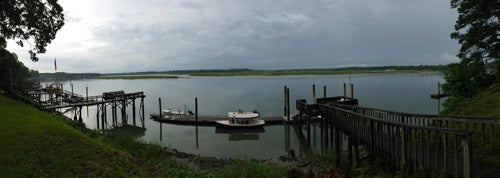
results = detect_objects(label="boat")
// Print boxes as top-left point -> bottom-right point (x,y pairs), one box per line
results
161,108 -> 194,120
215,110 -> 265,127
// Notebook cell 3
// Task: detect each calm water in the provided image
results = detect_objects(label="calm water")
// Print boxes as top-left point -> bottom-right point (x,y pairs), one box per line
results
61,73 -> 444,159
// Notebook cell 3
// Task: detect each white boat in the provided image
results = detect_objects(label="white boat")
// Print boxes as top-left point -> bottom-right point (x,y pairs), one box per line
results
216,110 -> 265,127
161,108 -> 193,120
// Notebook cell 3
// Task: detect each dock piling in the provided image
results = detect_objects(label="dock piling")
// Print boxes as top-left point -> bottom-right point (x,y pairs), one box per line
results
195,98 -> 198,123
343,83 -> 347,97
313,84 -> 316,104
159,98 -> 162,120
284,86 -> 287,117
286,88 -> 290,121
323,85 -> 327,99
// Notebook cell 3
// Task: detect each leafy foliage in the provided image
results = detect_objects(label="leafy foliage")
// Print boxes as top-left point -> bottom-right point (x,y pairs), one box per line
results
450,0 -> 499,65
0,38 -> 32,90
0,0 -> 64,61
443,0 -> 499,113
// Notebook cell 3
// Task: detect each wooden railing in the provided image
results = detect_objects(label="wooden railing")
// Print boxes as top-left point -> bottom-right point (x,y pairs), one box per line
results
296,98 -> 484,177
337,105 -> 499,148
319,105 -> 473,177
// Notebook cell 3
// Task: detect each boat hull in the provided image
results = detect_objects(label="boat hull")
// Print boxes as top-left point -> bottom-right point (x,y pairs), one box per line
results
215,120 -> 265,127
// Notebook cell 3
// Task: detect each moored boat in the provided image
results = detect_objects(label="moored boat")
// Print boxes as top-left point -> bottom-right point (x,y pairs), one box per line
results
216,110 -> 265,127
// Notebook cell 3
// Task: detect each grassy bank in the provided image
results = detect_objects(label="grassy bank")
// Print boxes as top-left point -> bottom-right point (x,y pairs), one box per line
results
449,83 -> 500,176
0,93 -> 291,177
452,83 -> 500,117
0,94 -> 146,177
98,75 -> 180,80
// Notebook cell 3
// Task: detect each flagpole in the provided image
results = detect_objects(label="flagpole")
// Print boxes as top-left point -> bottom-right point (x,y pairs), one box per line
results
54,58 -> 57,83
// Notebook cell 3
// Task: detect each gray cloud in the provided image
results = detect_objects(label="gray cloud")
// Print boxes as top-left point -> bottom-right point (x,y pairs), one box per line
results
7,0 -> 459,73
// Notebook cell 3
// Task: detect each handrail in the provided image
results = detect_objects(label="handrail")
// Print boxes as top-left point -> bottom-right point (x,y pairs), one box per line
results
334,103 -> 500,123
324,104 -> 473,136
317,104 -> 473,177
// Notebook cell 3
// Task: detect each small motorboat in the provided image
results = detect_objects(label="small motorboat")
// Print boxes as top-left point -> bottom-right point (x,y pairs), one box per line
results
216,110 -> 265,127
161,108 -> 193,120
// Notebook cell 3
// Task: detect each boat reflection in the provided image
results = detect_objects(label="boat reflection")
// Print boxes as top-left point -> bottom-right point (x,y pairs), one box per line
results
215,126 -> 265,141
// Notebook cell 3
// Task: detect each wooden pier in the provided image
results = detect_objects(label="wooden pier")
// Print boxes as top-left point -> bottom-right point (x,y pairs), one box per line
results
149,113 -> 294,126
295,95 -> 500,177
25,85 -> 146,130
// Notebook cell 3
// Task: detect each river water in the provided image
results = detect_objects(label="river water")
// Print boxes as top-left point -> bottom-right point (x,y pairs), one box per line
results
61,73 -> 444,159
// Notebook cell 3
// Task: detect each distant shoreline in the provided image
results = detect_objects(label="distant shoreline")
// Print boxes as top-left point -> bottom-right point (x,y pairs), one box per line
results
37,65 -> 446,81
98,75 -> 180,80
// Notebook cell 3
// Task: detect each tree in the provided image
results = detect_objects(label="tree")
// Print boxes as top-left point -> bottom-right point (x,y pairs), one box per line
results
450,0 -> 499,80
0,38 -> 31,90
0,0 -> 64,62
442,0 -> 499,114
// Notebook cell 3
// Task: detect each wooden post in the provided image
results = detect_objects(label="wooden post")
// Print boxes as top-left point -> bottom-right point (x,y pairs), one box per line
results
401,127 -> 406,168
335,124 -> 340,167
343,83 -> 346,97
195,98 -> 198,123
287,88 -> 290,121
312,84 -> 316,104
443,134 -> 448,172
158,98 -> 162,119
96,107 -> 100,130
284,86 -> 287,117
78,106 -> 83,122
86,86 -> 88,101
462,139 -> 471,178
323,85 -> 326,99
132,99 -> 136,126
141,97 -> 145,128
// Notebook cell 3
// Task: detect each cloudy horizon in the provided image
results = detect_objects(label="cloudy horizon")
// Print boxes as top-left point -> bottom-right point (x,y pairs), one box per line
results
6,0 -> 460,73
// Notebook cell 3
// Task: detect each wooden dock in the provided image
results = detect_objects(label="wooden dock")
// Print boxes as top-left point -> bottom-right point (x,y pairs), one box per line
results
149,113 -> 306,126
24,85 -> 146,130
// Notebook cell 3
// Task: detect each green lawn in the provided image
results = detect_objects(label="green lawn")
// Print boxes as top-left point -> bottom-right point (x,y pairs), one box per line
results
0,94 -> 152,177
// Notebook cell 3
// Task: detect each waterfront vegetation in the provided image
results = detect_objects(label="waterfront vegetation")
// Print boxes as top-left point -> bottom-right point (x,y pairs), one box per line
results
451,83 -> 500,117
98,75 -> 180,80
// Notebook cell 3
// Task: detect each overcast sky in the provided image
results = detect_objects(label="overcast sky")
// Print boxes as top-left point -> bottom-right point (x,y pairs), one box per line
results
7,0 -> 460,73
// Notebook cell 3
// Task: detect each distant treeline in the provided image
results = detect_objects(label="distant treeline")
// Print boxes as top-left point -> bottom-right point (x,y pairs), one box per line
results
38,65 -> 447,81
38,72 -> 102,81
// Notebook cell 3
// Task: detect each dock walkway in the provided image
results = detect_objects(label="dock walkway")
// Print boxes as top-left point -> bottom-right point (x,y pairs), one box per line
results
149,114 -> 305,126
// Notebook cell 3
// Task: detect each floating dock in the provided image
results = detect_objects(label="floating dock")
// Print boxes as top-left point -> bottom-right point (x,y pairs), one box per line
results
149,114 -> 303,126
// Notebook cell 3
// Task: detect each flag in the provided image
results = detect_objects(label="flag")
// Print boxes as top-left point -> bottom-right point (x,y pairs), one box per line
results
54,58 -> 57,72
